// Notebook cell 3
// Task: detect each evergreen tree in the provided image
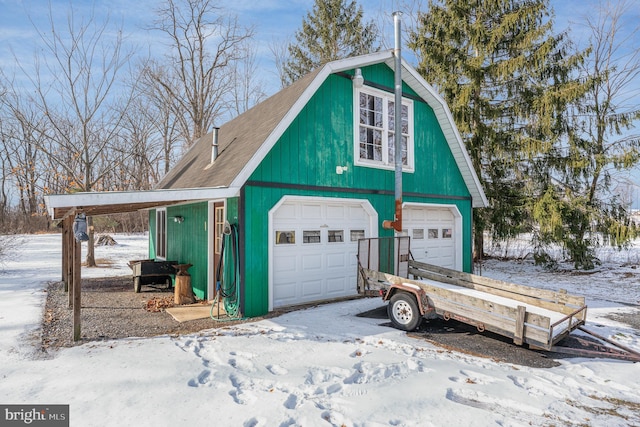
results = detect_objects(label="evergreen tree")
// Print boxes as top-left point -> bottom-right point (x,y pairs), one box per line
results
532,0 -> 640,269
408,0 -> 586,261
283,0 -> 379,85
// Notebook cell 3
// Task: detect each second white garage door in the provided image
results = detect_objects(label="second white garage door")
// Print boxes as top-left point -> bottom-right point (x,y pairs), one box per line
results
270,197 -> 376,309
403,204 -> 462,270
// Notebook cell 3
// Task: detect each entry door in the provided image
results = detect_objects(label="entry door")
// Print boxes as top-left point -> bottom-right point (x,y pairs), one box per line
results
212,202 -> 225,298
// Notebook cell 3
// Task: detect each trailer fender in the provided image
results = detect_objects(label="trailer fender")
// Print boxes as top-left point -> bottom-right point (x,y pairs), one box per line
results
382,283 -> 432,316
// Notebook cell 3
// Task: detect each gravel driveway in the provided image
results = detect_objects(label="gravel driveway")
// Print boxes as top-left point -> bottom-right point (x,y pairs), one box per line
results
40,276 -> 640,367
40,276 -> 251,352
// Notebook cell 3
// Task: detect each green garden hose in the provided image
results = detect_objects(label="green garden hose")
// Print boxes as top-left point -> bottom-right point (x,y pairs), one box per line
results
211,222 -> 244,322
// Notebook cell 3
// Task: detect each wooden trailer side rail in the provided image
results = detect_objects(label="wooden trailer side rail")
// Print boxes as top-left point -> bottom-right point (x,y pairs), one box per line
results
409,260 -> 586,319
360,267 -> 581,349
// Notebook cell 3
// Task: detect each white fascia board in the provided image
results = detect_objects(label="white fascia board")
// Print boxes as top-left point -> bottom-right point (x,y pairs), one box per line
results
229,49 -> 488,209
230,51 -> 395,189
45,186 -> 240,218
328,50 -> 394,73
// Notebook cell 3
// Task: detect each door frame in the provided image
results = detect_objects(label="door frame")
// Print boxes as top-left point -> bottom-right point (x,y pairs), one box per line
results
402,202 -> 463,271
207,199 -> 227,300
268,195 -> 378,311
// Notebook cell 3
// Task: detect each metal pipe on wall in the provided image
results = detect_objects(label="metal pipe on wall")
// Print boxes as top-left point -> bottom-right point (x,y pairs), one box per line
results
382,11 -> 403,233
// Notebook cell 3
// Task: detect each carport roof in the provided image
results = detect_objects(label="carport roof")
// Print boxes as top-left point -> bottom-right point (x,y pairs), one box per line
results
45,187 -> 238,220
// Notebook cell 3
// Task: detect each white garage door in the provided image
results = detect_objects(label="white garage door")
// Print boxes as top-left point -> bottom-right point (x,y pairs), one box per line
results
271,197 -> 374,308
403,205 -> 460,270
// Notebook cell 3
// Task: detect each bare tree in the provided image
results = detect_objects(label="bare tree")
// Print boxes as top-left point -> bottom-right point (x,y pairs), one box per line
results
113,94 -> 168,190
2,96 -> 44,216
148,0 -> 254,146
138,63 -> 182,177
23,4 -> 137,266
374,0 -> 424,50
0,81 -> 10,229
270,36 -> 292,90
229,42 -> 267,116
0,76 -> 53,232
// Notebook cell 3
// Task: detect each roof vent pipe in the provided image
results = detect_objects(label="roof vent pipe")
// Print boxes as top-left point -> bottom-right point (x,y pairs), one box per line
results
211,127 -> 220,163
382,11 -> 403,233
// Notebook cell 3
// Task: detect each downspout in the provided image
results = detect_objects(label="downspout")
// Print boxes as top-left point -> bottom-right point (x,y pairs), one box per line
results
382,11 -> 403,233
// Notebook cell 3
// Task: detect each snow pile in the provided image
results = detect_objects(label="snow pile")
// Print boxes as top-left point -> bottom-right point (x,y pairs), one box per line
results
1,233 -> 639,426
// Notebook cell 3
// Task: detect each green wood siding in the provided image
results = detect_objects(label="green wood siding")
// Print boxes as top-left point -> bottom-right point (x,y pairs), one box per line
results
249,67 -> 469,198
148,200 -> 242,302
165,202 -> 209,299
241,64 -> 475,317
241,185 -> 398,317
147,204 -> 209,300
152,63 -> 477,317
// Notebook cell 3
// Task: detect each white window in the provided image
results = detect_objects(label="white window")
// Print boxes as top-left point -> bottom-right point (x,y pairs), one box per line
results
413,229 -> 424,240
350,229 -> 365,241
275,231 -> 295,244
156,209 -> 167,259
355,86 -> 414,171
328,230 -> 344,243
303,230 -> 321,244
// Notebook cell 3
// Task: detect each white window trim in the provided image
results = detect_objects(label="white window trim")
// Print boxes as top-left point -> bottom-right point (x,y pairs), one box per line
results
353,85 -> 415,172
156,208 -> 167,260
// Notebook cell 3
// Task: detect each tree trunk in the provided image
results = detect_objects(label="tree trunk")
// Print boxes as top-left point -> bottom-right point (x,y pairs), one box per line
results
85,215 -> 97,267
473,230 -> 484,264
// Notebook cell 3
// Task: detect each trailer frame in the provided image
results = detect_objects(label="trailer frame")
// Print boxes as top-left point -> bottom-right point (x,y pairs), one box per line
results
356,237 -> 640,361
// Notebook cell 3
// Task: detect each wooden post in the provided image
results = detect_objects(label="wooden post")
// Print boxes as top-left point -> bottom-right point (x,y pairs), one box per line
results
514,305 -> 526,346
68,219 -> 74,307
65,222 -> 76,308
62,219 -> 68,285
65,216 -> 74,292
73,237 -> 82,341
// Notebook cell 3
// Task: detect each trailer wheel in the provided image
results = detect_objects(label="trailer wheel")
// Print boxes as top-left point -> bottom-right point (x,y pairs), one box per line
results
388,292 -> 422,331
134,277 -> 141,293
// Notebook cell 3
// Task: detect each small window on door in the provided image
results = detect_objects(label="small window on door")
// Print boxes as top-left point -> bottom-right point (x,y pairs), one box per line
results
350,229 -> 365,241
276,231 -> 295,244
412,229 -> 424,240
442,228 -> 453,239
428,229 -> 438,239
328,230 -> 344,242
303,230 -> 321,243
214,206 -> 225,255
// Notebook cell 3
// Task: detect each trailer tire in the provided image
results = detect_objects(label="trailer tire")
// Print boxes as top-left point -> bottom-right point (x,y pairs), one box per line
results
388,292 -> 422,331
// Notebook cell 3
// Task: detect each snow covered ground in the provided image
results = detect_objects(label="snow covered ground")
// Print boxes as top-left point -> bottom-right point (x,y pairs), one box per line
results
1,233 -> 639,426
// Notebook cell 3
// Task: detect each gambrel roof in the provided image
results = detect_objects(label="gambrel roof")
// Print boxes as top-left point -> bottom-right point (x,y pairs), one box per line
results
46,51 -> 487,220
156,50 -> 487,207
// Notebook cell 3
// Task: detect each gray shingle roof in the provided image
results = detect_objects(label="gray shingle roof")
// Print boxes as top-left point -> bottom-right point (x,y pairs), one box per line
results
155,51 -> 487,207
155,68 -> 322,190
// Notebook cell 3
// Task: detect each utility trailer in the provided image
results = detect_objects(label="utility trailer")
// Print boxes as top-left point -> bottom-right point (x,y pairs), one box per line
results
357,237 -> 590,352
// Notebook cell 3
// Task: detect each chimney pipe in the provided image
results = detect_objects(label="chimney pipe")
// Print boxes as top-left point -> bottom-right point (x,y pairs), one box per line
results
382,11 -> 403,233
211,127 -> 220,163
